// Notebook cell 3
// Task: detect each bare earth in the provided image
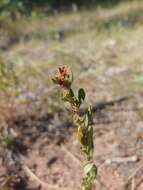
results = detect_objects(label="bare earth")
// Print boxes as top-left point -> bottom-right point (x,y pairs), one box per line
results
0,1 -> 143,190
8,94 -> 142,190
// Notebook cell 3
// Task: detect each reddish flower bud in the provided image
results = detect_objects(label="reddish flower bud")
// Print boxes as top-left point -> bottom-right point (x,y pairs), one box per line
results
52,65 -> 73,88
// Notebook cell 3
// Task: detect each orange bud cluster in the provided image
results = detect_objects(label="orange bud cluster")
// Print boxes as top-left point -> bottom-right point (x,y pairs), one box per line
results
52,65 -> 73,88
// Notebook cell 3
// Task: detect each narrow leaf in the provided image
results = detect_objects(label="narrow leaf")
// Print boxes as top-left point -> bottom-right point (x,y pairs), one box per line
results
78,88 -> 86,104
84,163 -> 94,174
89,164 -> 97,180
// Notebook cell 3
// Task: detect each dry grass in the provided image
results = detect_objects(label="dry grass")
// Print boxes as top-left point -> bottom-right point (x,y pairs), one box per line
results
1,0 -> 143,113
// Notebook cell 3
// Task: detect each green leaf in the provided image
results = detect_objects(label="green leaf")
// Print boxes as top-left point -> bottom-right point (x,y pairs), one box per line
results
87,105 -> 92,121
78,88 -> 86,104
84,163 -> 97,180
87,126 -> 94,160
88,105 -> 93,116
89,164 -> 97,180
84,105 -> 93,128
84,114 -> 89,128
84,163 -> 94,175
69,88 -> 74,97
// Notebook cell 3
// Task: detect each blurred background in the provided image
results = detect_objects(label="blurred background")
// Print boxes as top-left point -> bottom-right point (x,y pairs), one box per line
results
0,0 -> 143,190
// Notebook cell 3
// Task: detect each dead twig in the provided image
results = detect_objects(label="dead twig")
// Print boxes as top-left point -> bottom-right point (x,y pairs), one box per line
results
20,154 -> 71,190
22,164 -> 72,190
134,178 -> 143,190
124,159 -> 143,188
105,155 -> 138,165
131,178 -> 135,190
61,145 -> 81,166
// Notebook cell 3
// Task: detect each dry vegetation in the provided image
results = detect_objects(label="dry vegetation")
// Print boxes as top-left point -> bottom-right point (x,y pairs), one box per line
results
0,0 -> 143,190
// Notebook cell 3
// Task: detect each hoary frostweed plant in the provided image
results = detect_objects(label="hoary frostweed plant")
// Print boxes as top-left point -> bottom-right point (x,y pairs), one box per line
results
52,66 -> 97,190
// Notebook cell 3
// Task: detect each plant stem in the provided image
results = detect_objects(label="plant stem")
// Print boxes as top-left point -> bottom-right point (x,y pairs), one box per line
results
62,88 -> 97,190
52,66 -> 97,190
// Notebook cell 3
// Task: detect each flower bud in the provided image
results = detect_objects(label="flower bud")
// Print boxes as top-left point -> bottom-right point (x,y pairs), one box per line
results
52,65 -> 73,88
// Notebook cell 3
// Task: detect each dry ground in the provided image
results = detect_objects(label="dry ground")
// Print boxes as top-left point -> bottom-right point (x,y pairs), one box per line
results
0,0 -> 143,190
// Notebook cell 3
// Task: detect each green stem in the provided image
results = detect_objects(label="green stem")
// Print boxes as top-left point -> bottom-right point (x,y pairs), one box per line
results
62,88 -> 97,190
